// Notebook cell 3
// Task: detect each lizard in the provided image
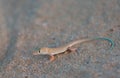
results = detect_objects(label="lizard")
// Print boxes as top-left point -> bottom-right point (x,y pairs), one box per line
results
33,37 -> 114,62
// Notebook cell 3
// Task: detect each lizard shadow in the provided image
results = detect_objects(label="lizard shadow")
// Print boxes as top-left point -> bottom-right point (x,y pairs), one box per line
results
33,55 -> 50,62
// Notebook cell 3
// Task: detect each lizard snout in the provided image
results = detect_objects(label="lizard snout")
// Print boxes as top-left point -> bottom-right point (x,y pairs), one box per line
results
33,51 -> 40,55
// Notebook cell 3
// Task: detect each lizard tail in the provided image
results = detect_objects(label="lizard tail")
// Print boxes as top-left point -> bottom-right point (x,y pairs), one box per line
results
67,37 -> 114,51
92,37 -> 115,50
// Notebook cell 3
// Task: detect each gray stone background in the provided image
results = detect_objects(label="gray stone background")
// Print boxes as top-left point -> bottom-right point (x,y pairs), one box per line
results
0,0 -> 120,78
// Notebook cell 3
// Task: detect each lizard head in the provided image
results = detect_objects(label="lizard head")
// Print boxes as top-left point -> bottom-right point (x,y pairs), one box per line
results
33,47 -> 49,55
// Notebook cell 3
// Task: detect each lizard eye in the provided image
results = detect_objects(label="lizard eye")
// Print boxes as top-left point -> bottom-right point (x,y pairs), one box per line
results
39,50 -> 40,53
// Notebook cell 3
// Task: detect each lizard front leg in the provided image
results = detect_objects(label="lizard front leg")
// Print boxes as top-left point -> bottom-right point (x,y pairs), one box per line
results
50,55 -> 55,62
44,55 -> 55,64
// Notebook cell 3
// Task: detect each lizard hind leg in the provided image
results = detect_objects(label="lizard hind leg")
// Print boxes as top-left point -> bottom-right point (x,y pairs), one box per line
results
67,47 -> 78,53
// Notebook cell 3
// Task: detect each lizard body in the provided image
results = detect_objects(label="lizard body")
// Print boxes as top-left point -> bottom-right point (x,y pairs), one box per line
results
33,37 -> 114,61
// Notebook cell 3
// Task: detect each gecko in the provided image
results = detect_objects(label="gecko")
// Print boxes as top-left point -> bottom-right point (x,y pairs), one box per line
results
33,37 -> 114,62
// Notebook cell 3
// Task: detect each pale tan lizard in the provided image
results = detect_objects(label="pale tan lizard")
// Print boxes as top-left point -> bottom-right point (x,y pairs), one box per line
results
33,37 -> 114,62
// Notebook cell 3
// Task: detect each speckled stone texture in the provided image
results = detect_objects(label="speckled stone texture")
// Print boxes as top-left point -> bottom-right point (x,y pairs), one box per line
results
0,0 -> 120,78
